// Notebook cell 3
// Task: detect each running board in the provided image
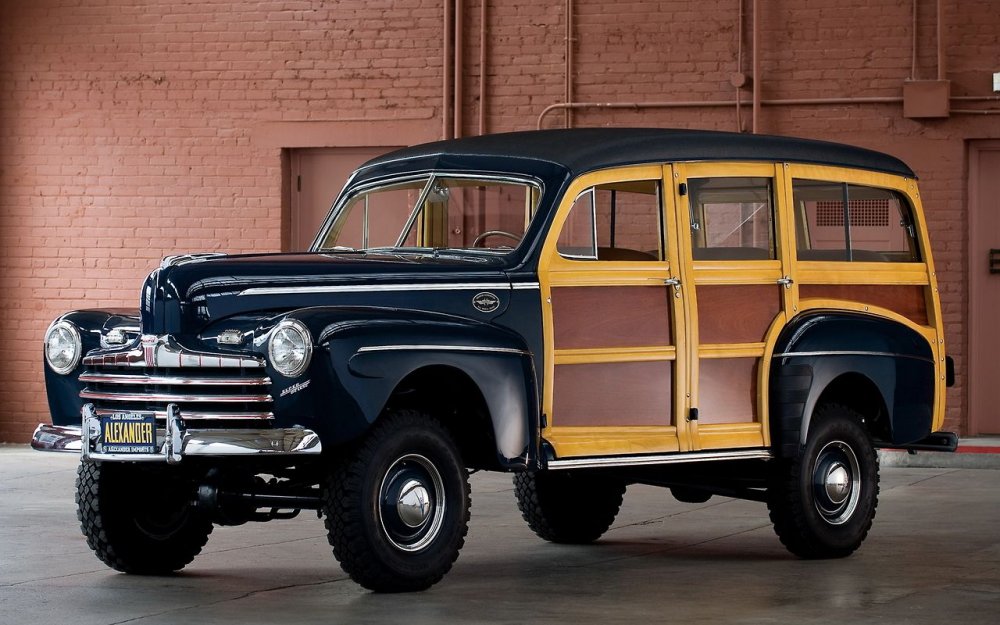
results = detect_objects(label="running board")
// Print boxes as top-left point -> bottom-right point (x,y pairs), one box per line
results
546,449 -> 773,470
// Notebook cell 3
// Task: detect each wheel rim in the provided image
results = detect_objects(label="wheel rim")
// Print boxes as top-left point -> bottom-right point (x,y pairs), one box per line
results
377,454 -> 446,552
812,440 -> 862,525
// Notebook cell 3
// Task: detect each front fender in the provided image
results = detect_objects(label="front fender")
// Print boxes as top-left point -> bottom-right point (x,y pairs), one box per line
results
284,307 -> 539,468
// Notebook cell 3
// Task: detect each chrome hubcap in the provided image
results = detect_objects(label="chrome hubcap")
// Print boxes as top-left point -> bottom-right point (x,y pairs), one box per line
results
397,479 -> 432,527
812,440 -> 861,525
378,454 -> 446,552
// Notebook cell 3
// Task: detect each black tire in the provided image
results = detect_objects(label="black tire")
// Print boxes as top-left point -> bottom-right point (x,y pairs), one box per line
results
76,461 -> 213,574
767,403 -> 879,559
322,410 -> 471,593
513,470 -> 626,543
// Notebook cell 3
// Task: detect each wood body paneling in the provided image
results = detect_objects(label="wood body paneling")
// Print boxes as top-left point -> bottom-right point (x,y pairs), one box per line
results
799,284 -> 928,326
553,361 -> 673,427
696,284 -> 781,344
697,358 -> 757,424
552,286 -> 672,349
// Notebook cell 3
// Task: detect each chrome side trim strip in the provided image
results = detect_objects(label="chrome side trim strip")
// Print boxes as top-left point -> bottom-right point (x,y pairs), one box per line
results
80,389 -> 272,403
772,350 -> 934,363
239,282 -> 511,297
80,373 -> 271,387
511,282 -> 540,290
84,334 -> 265,369
355,344 -> 529,356
546,449 -> 773,470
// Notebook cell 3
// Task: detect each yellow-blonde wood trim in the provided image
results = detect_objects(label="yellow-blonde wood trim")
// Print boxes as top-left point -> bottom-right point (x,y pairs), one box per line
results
691,265 -> 783,284
554,346 -> 676,365
797,263 -> 930,285
547,270 -> 668,285
696,423 -> 765,449
546,426 -> 680,457
698,343 -> 767,358
798,299 -> 936,340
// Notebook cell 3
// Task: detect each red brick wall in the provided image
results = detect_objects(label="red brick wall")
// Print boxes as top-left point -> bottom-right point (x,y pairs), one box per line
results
1,0 -> 997,441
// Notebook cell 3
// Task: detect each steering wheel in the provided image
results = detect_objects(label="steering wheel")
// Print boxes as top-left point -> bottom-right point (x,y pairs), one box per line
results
472,230 -> 521,247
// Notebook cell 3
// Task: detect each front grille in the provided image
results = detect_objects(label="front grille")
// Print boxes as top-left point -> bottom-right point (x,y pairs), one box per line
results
81,335 -> 274,425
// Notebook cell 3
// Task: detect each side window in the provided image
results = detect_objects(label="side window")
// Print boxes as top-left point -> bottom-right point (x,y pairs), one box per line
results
557,180 -> 663,261
688,177 -> 775,260
792,179 -> 921,262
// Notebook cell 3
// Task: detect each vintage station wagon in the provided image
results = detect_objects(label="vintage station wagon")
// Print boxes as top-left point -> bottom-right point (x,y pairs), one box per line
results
35,128 -> 956,592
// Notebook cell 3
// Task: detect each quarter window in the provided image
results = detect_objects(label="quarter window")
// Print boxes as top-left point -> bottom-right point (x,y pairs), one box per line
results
792,179 -> 920,262
688,177 -> 776,261
556,180 -> 663,261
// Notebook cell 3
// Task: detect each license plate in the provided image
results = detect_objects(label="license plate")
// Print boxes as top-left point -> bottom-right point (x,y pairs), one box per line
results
101,411 -> 157,454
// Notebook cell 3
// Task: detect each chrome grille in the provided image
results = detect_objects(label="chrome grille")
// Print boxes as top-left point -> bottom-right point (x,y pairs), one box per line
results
81,334 -> 273,423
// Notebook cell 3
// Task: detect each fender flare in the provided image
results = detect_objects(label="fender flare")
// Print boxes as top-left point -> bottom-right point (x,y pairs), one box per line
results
769,310 -> 935,458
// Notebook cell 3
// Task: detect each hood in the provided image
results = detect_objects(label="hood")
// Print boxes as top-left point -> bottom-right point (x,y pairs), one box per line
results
142,251 -> 511,335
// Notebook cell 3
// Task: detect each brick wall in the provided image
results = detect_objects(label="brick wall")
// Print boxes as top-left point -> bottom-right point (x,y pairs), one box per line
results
1,0 -> 997,441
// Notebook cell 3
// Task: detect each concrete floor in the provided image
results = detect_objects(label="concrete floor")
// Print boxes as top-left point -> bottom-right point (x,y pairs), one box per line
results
2,446 -> 998,625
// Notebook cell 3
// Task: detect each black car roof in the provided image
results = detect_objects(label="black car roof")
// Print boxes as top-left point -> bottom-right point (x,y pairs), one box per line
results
359,128 -> 915,179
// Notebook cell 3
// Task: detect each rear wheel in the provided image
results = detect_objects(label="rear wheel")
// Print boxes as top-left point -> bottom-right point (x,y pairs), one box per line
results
76,462 -> 213,574
514,471 -> 626,543
768,404 -> 879,558
322,410 -> 470,592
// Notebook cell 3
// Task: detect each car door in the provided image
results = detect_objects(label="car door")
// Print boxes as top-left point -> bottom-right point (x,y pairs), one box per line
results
671,162 -> 794,451
538,165 -> 691,458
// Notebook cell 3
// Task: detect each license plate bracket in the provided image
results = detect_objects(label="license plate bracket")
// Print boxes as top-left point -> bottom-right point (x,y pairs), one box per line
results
100,411 -> 157,454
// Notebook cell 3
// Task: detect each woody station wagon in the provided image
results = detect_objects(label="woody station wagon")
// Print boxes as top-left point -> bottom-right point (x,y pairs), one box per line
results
34,128 -> 957,592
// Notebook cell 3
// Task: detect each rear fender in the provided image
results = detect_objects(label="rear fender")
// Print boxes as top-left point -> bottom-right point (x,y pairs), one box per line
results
769,311 -> 935,458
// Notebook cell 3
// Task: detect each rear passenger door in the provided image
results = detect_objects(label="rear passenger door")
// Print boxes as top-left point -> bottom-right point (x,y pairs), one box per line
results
672,163 -> 793,451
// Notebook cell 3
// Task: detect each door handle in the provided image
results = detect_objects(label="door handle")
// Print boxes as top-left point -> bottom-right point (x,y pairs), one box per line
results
777,276 -> 794,288
664,277 -> 682,298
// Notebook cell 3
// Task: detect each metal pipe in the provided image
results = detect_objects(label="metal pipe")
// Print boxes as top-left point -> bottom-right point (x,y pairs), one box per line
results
911,0 -> 918,79
937,0 -> 946,81
751,0 -> 760,133
454,0 -> 464,139
443,0 -> 453,140
565,0 -> 574,128
479,0 -> 487,135
536,97 -> 905,129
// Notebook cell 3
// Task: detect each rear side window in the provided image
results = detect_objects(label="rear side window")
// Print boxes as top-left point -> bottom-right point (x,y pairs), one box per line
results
687,177 -> 776,261
793,180 -> 920,262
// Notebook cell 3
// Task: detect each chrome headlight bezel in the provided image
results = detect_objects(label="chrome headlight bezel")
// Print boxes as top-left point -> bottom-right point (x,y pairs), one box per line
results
267,319 -> 313,378
44,320 -> 82,375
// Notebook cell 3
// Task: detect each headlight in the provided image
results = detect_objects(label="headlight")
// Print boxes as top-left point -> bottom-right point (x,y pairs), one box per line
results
44,320 -> 82,375
268,319 -> 312,378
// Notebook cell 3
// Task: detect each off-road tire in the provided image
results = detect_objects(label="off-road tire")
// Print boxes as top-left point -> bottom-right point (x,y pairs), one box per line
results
322,410 -> 471,593
767,403 -> 880,558
514,471 -> 626,543
76,462 -> 213,574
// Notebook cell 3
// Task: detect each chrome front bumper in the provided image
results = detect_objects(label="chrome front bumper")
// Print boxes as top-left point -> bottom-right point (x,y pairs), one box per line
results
32,404 -> 322,464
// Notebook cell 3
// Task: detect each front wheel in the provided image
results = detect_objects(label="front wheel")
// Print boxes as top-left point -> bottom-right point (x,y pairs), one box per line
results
322,410 -> 470,592
767,404 -> 879,558
76,462 -> 213,574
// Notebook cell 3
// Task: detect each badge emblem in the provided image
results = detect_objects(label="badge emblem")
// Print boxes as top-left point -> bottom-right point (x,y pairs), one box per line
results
472,292 -> 500,313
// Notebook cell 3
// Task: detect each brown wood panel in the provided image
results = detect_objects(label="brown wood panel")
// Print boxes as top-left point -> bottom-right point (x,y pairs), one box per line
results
698,358 -> 758,424
799,284 -> 928,326
697,284 -> 781,344
553,361 -> 673,426
552,286 -> 671,349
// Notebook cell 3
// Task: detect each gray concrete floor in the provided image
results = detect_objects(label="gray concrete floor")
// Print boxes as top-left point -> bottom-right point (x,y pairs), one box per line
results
2,446 -> 998,625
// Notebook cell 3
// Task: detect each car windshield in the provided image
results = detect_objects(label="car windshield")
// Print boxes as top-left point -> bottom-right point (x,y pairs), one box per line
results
314,175 -> 542,252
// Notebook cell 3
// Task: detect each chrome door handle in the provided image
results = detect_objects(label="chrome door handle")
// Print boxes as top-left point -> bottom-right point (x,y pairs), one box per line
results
777,276 -> 794,288
664,277 -> 682,298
